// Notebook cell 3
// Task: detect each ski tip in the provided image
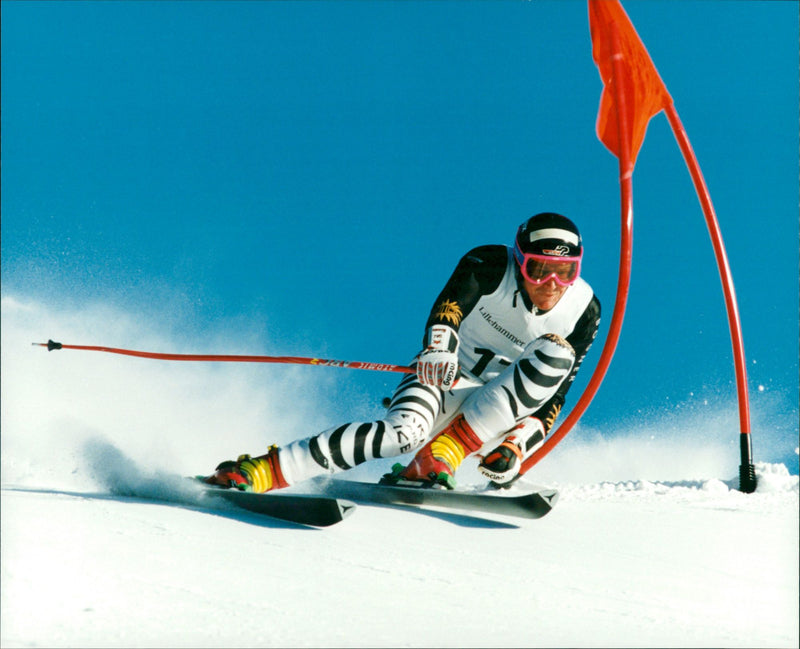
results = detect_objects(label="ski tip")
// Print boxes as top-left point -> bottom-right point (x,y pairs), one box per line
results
525,489 -> 559,518
540,489 -> 559,508
338,500 -> 358,520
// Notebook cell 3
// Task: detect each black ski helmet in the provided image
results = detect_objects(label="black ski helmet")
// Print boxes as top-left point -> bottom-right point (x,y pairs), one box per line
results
514,212 -> 582,259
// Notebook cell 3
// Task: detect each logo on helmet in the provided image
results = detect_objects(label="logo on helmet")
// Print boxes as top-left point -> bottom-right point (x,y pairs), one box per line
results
542,244 -> 572,257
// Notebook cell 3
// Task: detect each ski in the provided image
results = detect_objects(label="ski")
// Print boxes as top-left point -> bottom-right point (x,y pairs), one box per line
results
198,483 -> 356,527
314,478 -> 558,520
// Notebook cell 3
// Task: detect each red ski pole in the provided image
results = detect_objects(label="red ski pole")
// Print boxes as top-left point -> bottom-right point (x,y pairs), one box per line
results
33,340 -> 415,375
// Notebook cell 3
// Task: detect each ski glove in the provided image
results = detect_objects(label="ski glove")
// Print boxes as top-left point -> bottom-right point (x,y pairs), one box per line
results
416,324 -> 460,390
478,417 -> 545,485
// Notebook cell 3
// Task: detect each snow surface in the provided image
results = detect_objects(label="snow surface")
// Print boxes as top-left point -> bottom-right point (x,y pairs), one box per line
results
2,297 -> 798,648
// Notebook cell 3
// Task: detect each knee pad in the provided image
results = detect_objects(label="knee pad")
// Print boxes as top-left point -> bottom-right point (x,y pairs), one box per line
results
383,409 -> 431,455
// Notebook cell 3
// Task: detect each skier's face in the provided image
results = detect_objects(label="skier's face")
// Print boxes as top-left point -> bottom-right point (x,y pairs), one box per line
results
523,276 -> 568,312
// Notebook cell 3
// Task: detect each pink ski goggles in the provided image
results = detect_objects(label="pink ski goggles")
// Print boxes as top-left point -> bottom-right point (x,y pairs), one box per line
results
514,246 -> 582,287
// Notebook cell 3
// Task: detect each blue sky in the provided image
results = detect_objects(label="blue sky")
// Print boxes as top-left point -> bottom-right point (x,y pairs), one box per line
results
2,1 -> 797,470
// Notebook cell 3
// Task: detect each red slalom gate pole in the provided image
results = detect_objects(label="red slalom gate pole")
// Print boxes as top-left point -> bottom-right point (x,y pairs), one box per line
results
520,20 -> 635,477
33,340 -> 415,375
663,104 -> 755,492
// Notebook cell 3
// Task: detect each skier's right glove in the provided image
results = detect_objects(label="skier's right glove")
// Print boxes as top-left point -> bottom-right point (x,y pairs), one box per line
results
416,324 -> 460,390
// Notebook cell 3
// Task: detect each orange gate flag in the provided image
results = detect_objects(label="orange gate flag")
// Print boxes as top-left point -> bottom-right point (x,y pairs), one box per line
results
589,0 -> 672,167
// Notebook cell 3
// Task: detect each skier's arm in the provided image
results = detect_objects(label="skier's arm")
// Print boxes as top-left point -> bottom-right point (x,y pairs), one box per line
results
422,245 -> 508,340
534,295 -> 602,433
415,246 -> 507,388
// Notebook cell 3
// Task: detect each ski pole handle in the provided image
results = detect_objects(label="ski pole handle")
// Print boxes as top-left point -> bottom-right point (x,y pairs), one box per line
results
33,340 -> 415,375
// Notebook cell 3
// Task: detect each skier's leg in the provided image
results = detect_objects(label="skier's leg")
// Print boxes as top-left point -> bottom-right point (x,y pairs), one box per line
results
277,372 -> 447,484
204,372 -> 475,492
461,333 -> 575,440
395,334 -> 575,487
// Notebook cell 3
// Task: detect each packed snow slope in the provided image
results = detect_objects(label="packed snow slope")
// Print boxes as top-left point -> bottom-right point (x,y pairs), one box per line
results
2,297 -> 798,648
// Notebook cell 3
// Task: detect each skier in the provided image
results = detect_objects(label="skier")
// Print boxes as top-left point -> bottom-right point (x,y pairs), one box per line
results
205,212 -> 601,492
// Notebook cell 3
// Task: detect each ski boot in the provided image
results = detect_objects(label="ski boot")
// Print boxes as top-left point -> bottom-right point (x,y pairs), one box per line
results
203,445 -> 288,493
381,414 -> 483,490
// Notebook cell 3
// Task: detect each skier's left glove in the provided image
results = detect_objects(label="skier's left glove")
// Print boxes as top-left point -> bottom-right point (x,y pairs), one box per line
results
478,417 -> 545,486
416,324 -> 460,390
478,435 -> 524,485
